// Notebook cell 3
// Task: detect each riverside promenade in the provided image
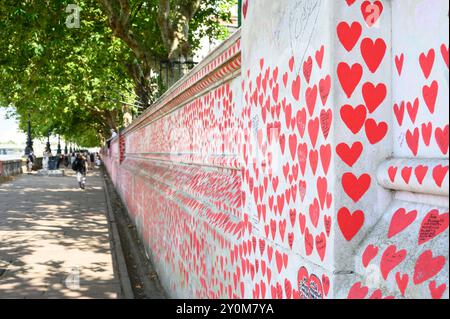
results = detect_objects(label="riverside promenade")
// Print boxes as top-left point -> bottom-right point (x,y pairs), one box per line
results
0,170 -> 120,298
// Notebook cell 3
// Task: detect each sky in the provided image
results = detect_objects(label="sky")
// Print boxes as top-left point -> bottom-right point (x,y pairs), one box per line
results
0,107 -> 26,145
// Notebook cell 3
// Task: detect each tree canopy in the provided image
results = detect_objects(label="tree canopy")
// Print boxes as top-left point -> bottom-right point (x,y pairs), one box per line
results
0,0 -> 237,147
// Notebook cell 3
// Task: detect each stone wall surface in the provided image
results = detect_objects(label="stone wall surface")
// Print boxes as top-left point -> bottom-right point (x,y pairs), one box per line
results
0,160 -> 23,178
103,0 -> 449,299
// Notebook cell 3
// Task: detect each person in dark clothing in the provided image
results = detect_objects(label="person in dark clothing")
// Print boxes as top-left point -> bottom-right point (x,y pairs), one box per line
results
72,154 -> 87,189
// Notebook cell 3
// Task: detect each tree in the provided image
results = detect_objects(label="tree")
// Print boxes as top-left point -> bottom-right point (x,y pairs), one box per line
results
0,0 -> 237,147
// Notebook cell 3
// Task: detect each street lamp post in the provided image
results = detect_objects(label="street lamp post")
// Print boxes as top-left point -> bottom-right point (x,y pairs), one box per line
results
24,111 -> 34,155
57,135 -> 62,154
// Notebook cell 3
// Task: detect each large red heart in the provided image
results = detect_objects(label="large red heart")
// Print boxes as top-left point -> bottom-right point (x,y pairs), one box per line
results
306,85 -> 318,116
361,0 -> 383,27
362,82 -> 387,114
292,75 -> 301,101
362,244 -> 378,268
303,57 -> 313,84
365,119 -> 388,145
319,76 -> 331,106
342,173 -> 371,202
360,38 -> 386,73
337,62 -> 363,98
380,245 -> 407,280
418,210 -> 449,245
337,207 -> 365,241
419,49 -> 435,79
309,198 -> 320,228
340,104 -> 367,134
308,117 -> 320,148
393,101 -> 405,126
423,81 -> 438,114
320,109 -> 332,140
413,250 -> 445,285
435,125 -> 449,155
319,144 -> 331,174
337,21 -> 362,52
336,142 -> 363,167
395,272 -> 409,297
388,208 -> 417,239
432,165 -> 449,187
347,282 -> 368,299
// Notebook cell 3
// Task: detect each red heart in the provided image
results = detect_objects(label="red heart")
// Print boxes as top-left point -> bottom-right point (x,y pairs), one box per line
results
320,109 -> 332,140
362,82 -> 387,114
419,49 -> 435,79
319,144 -> 331,174
362,244 -> 378,268
395,54 -> 404,76
429,281 -> 446,299
433,165 -> 449,187
342,173 -> 371,202
441,44 -> 449,68
315,233 -> 327,261
414,165 -> 428,184
337,62 -> 363,98
395,272 -> 409,297
380,245 -> 407,280
388,166 -> 398,182
365,119 -> 388,145
421,122 -> 432,146
288,134 -> 298,160
298,143 -> 308,176
279,220 -> 287,242
401,166 -> 413,184
283,72 -> 288,87
304,227 -> 314,256
299,213 -> 306,235
347,282 -> 368,299
418,209 -> 449,245
292,75 -> 301,101
322,274 -> 330,296
309,149 -> 319,175
406,98 -> 419,124
319,75 -> 331,106
308,117 -> 320,148
337,21 -> 362,52
242,0 -> 248,18
338,207 -> 365,241
413,250 -> 445,285
324,215 -> 332,237
435,125 -> 449,155
296,109 -> 307,138
317,177 -> 328,209
340,104 -> 367,134
309,198 -> 320,228
336,142 -> 363,168
423,81 -> 438,114
303,56 -> 313,84
284,279 -> 292,299
289,56 -> 295,72
388,208 -> 417,239
346,0 -> 356,5
275,250 -> 283,273
316,45 -> 324,68
393,101 -> 405,126
306,85 -> 318,116
360,38 -> 386,73
361,1 -> 383,27
406,128 -> 420,156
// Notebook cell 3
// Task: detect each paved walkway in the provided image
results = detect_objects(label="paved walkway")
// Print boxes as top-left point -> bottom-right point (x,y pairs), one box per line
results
0,169 -> 120,298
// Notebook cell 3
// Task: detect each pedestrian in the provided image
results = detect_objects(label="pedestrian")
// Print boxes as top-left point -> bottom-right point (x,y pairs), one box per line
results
72,153 -> 87,189
26,152 -> 34,175
90,152 -> 95,170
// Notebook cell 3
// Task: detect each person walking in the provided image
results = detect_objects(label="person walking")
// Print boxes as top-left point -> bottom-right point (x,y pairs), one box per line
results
26,152 -> 35,175
72,154 -> 87,189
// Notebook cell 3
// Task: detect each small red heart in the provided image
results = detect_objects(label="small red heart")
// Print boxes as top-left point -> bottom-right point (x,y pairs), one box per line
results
362,244 -> 378,268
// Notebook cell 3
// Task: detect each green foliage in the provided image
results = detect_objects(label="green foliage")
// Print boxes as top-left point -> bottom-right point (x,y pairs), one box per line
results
0,0 -> 236,147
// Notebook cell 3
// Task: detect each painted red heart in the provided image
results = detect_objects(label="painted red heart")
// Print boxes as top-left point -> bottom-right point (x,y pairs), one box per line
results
413,250 -> 445,285
324,215 -> 332,237
289,134 -> 298,160
419,49 -> 435,79
303,56 -> 313,84
347,282 -> 368,299
432,165 -> 449,187
338,207 -> 365,241
418,210 -> 449,245
435,125 -> 449,155
361,1 -> 383,27
429,281 -> 446,299
341,104 -> 366,134
316,45 -> 324,68
319,144 -> 331,174
395,54 -> 404,76
395,272 -> 409,297
342,173 -> 371,202
337,21 -> 362,52
362,244 -> 378,268
423,81 -> 438,114
242,0 -> 248,18
380,245 -> 407,280
422,122 -> 432,146
393,101 -> 405,126
317,177 -> 327,209
360,38 -> 386,73
337,62 -> 363,98
292,75 -> 301,101
388,208 -> 417,239
362,82 -> 386,114
414,165 -> 428,184
309,198 -> 320,228
299,212 -> 306,235
406,98 -> 419,124
365,119 -> 388,145
388,166 -> 398,182
336,142 -> 363,167
441,44 -> 449,68
401,166 -> 413,184
320,109 -> 332,140
304,227 -> 314,256
406,128 -> 420,156
308,117 -> 319,148
306,85 -> 318,116
319,76 -> 331,106
315,233 -> 327,261
322,274 -> 330,296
